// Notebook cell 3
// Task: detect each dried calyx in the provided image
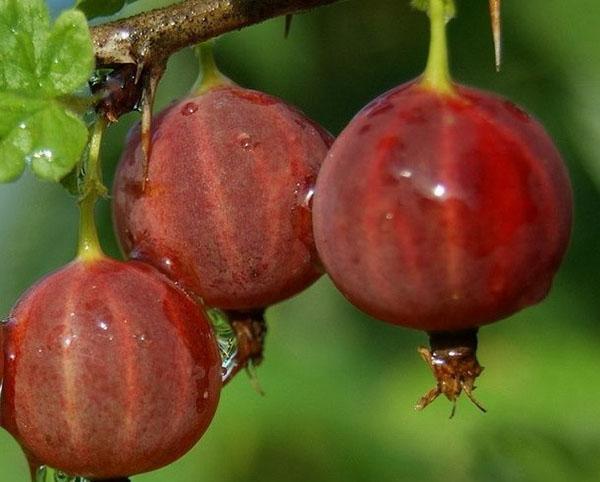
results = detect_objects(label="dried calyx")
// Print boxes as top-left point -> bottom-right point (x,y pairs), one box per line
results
416,329 -> 485,417
227,310 -> 268,395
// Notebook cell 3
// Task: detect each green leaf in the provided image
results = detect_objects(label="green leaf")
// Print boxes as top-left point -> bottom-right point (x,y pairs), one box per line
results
0,124 -> 29,182
0,92 -> 46,138
0,92 -> 45,182
60,164 -> 81,196
40,9 -> 94,96
0,0 -> 50,92
27,104 -> 89,182
0,95 -> 88,183
0,0 -> 94,183
75,0 -> 139,20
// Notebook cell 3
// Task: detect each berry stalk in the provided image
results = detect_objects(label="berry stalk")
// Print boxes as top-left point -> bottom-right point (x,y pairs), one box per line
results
192,41 -> 233,95
420,0 -> 455,94
77,119 -> 108,262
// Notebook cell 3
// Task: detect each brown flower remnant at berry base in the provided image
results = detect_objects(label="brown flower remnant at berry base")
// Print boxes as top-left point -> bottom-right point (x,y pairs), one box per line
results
223,309 -> 268,388
416,329 -> 486,418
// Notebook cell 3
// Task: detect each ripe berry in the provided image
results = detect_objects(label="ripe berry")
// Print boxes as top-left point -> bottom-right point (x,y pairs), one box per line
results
113,84 -> 332,310
314,81 -> 572,331
1,257 -> 222,479
313,0 -> 573,411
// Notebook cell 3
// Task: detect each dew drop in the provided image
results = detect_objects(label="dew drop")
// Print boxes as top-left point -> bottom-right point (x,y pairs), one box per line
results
117,29 -> 130,41
181,102 -> 198,116
300,186 -> 315,209
161,257 -> 174,270
27,149 -> 54,165
432,184 -> 446,198
237,133 -> 258,151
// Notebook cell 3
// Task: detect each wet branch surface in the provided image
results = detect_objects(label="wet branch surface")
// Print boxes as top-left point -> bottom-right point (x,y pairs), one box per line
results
91,0 -> 341,67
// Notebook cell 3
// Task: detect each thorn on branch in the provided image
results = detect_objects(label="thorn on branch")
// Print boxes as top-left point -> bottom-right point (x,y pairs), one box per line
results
139,62 -> 167,188
489,0 -> 502,71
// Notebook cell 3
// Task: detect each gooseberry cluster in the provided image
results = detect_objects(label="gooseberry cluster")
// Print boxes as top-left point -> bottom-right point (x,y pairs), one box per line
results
0,0 -> 573,480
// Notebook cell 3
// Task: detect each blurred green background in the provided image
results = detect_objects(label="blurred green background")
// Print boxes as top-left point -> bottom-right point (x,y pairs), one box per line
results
2,0 -> 600,481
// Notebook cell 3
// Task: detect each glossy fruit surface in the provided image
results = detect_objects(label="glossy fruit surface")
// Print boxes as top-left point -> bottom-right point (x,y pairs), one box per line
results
113,86 -> 333,309
1,257 -> 222,478
313,81 -> 572,332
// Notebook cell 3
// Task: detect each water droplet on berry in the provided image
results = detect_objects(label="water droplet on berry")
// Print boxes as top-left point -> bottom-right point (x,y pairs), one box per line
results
300,186 -> 315,209
397,169 -> 413,179
161,257 -> 174,271
432,183 -> 447,198
181,102 -> 198,116
237,133 -> 258,151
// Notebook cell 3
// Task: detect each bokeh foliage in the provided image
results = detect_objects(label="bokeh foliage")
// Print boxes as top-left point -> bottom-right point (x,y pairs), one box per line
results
1,1 -> 599,481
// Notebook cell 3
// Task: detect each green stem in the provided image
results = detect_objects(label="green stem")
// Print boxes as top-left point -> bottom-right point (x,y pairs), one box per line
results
77,119 -> 107,262
191,41 -> 233,95
421,0 -> 455,94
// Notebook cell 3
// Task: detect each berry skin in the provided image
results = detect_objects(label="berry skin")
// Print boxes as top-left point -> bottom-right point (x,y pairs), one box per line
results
1,258 -> 221,479
113,86 -> 333,309
313,81 -> 572,333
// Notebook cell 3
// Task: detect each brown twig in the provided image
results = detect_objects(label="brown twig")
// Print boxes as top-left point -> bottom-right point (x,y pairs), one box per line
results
90,0 -> 340,68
